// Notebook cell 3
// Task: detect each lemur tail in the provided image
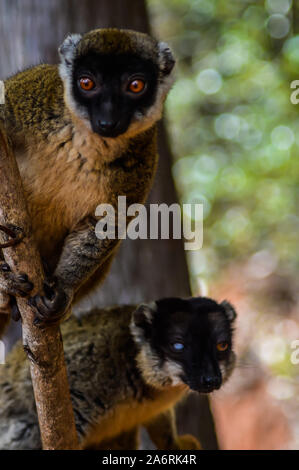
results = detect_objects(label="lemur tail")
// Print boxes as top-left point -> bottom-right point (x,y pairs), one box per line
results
0,314 -> 9,338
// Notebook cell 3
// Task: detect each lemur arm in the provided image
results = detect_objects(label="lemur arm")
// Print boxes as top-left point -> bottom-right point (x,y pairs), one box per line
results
145,409 -> 201,451
54,215 -> 119,292
30,215 -> 120,325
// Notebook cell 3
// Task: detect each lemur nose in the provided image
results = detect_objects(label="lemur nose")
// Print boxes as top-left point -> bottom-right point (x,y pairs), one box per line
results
202,375 -> 221,388
98,120 -> 117,132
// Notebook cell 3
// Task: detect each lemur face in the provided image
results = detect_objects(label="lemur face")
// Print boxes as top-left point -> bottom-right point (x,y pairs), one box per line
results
58,29 -> 175,138
131,297 -> 236,393
72,53 -> 159,138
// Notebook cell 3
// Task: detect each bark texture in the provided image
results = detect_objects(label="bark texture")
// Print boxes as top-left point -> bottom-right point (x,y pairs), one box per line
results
0,124 -> 79,449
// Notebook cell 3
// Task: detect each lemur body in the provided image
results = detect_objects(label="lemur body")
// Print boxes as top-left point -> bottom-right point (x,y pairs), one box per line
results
0,28 -> 175,333
0,297 -> 237,450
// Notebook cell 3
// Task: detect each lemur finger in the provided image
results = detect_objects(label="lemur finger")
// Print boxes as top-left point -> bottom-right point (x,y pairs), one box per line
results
43,281 -> 56,301
0,263 -> 11,272
0,265 -> 34,297
29,295 -> 66,326
29,296 -> 51,326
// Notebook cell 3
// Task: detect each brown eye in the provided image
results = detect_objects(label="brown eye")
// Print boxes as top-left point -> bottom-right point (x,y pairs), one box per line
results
79,77 -> 95,91
217,342 -> 229,352
128,79 -> 145,94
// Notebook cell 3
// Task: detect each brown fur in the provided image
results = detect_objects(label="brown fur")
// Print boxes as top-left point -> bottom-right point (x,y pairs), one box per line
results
0,29 -> 174,329
0,305 -> 200,450
82,385 -> 187,448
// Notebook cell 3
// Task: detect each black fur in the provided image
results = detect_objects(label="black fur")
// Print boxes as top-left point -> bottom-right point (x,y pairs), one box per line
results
72,53 -> 159,137
136,297 -> 236,393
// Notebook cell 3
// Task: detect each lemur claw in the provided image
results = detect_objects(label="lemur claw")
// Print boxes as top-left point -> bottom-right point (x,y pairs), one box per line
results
0,263 -> 34,297
29,277 -> 72,327
0,225 -> 24,248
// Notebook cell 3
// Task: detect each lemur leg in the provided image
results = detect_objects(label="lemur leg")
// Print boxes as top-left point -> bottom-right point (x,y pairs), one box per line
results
145,409 -> 201,451
74,255 -> 114,303
84,428 -> 140,450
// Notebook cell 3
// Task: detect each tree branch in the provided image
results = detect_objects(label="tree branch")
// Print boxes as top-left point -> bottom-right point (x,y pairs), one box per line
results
0,121 -> 79,450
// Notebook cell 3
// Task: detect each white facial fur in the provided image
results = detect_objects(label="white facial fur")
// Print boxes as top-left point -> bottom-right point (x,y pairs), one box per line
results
130,302 -> 185,388
58,34 -> 175,140
59,34 -> 89,124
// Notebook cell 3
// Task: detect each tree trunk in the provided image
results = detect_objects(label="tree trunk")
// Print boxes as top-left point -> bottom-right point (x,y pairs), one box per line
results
0,0 -> 218,449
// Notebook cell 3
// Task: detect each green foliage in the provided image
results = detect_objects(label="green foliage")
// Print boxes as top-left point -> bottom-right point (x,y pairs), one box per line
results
148,0 -> 299,284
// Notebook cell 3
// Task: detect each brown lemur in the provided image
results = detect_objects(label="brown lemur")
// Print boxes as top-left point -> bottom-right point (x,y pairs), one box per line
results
0,296 -> 237,450
0,28 -> 175,335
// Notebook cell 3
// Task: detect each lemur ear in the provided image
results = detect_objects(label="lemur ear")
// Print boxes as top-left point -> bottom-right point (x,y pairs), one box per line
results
58,33 -> 82,66
221,301 -> 237,323
130,302 -> 157,344
158,42 -> 175,75
133,302 -> 157,328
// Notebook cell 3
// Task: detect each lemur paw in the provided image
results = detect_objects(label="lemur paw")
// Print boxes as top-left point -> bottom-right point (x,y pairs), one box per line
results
28,277 -> 72,327
0,263 -> 34,297
174,435 -> 201,450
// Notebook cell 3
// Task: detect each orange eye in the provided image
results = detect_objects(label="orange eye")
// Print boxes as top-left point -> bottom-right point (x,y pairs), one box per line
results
217,342 -> 229,352
79,77 -> 95,91
128,79 -> 145,94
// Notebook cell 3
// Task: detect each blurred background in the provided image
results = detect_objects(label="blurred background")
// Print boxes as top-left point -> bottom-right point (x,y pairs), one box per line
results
148,0 -> 299,450
1,0 -> 299,450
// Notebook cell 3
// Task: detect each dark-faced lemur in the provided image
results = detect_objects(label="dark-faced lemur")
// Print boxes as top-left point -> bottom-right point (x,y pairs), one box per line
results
0,28 -> 175,334
0,297 -> 237,450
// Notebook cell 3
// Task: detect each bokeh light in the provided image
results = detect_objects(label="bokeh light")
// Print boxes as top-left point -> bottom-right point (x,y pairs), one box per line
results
266,14 -> 290,39
196,68 -> 222,95
149,0 -> 299,447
